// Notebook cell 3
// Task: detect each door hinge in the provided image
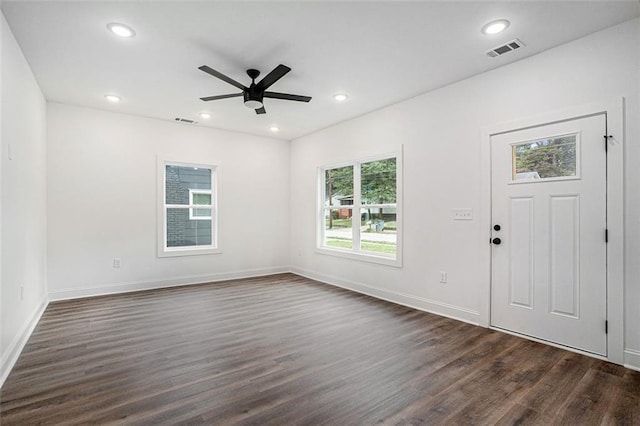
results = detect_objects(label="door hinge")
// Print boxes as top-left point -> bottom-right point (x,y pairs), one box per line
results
604,135 -> 611,152
605,320 -> 608,334
605,229 -> 609,243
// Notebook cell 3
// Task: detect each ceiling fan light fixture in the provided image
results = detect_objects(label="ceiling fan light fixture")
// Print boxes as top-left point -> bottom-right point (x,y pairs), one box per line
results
244,99 -> 263,109
107,23 -> 136,38
269,126 -> 280,132
481,19 -> 510,35
104,94 -> 121,103
199,112 -> 211,119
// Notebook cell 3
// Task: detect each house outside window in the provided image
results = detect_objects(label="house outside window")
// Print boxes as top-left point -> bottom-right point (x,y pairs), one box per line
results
158,158 -> 220,257
318,150 -> 402,267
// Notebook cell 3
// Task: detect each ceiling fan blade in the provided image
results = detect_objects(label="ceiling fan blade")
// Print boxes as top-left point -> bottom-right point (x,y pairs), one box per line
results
199,65 -> 247,90
255,106 -> 266,115
200,93 -> 243,102
255,64 -> 291,90
264,91 -> 312,103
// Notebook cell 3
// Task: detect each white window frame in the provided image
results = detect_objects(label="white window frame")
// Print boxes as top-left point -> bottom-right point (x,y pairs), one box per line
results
189,189 -> 213,220
157,157 -> 221,257
316,149 -> 403,267
509,131 -> 582,184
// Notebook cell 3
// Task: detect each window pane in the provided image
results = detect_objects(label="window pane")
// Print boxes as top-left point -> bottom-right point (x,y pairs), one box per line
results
324,208 -> 353,249
361,158 -> 396,204
166,165 -> 212,204
324,166 -> 353,208
513,134 -> 577,181
192,193 -> 211,205
190,191 -> 212,219
191,206 -> 212,219
360,208 -> 396,255
166,208 -> 212,247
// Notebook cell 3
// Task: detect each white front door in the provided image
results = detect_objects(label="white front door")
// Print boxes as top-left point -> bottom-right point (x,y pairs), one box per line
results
490,113 -> 607,356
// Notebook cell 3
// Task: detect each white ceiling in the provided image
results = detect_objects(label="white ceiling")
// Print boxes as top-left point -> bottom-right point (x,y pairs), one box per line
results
2,1 -> 639,140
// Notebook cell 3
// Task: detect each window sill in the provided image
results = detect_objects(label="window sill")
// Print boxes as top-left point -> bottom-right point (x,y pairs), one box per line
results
316,246 -> 402,268
158,246 -> 222,258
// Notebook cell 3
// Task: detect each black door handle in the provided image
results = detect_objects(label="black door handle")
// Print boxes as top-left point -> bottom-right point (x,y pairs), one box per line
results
492,237 -> 502,245
493,224 -> 501,231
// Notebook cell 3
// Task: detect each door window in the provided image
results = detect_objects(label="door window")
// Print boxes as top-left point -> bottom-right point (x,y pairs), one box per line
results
511,133 -> 578,182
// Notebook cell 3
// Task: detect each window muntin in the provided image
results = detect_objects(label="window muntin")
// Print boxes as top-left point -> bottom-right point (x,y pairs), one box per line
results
189,189 -> 212,220
512,133 -> 579,182
319,153 -> 401,265
159,161 -> 219,257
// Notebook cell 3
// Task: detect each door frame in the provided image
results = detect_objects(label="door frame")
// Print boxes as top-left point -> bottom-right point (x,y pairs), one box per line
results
479,97 -> 624,364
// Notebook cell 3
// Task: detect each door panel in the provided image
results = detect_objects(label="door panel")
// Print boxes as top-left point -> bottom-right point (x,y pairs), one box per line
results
509,197 -> 534,308
549,195 -> 579,318
491,114 -> 606,356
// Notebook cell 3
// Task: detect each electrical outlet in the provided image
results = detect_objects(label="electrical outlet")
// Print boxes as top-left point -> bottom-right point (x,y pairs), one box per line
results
440,271 -> 447,284
20,285 -> 24,300
453,208 -> 473,220
113,258 -> 121,268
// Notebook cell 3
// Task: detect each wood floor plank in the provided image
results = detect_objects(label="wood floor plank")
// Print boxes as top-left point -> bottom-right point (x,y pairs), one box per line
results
495,403 -> 555,425
1,273 -> 639,425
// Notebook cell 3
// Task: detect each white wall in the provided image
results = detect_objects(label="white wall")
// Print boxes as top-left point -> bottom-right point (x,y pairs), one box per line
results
1,13 -> 48,384
290,19 -> 640,367
46,104 -> 291,299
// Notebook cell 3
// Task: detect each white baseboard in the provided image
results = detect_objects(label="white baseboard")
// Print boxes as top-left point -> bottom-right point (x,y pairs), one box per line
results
48,266 -> 291,301
291,267 -> 481,326
0,296 -> 49,388
624,349 -> 640,372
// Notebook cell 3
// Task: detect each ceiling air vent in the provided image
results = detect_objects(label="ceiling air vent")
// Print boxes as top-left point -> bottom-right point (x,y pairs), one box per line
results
174,117 -> 198,125
486,39 -> 525,58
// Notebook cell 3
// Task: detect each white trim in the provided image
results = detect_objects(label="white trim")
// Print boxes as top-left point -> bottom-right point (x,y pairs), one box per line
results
315,246 -> 399,267
480,96 -> 625,365
162,244 -> 221,256
316,148 -> 403,267
509,130 -> 581,184
0,296 -> 48,388
291,267 -> 480,325
157,156 -> 221,257
48,266 -> 290,301
188,189 -> 212,220
624,349 -> 640,372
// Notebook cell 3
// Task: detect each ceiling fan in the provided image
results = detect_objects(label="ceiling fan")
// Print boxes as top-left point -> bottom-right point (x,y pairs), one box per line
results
198,64 -> 312,114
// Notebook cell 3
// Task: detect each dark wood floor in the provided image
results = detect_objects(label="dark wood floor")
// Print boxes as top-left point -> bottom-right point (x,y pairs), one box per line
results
1,273 -> 638,425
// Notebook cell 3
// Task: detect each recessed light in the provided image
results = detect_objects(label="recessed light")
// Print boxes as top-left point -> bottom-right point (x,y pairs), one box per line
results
269,126 -> 280,132
107,23 -> 136,38
199,113 -> 211,119
333,93 -> 349,102
481,19 -> 510,35
104,94 -> 121,103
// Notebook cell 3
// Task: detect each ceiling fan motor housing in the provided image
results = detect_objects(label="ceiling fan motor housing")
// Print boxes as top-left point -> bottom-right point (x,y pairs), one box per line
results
244,88 -> 263,109
243,69 -> 263,108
